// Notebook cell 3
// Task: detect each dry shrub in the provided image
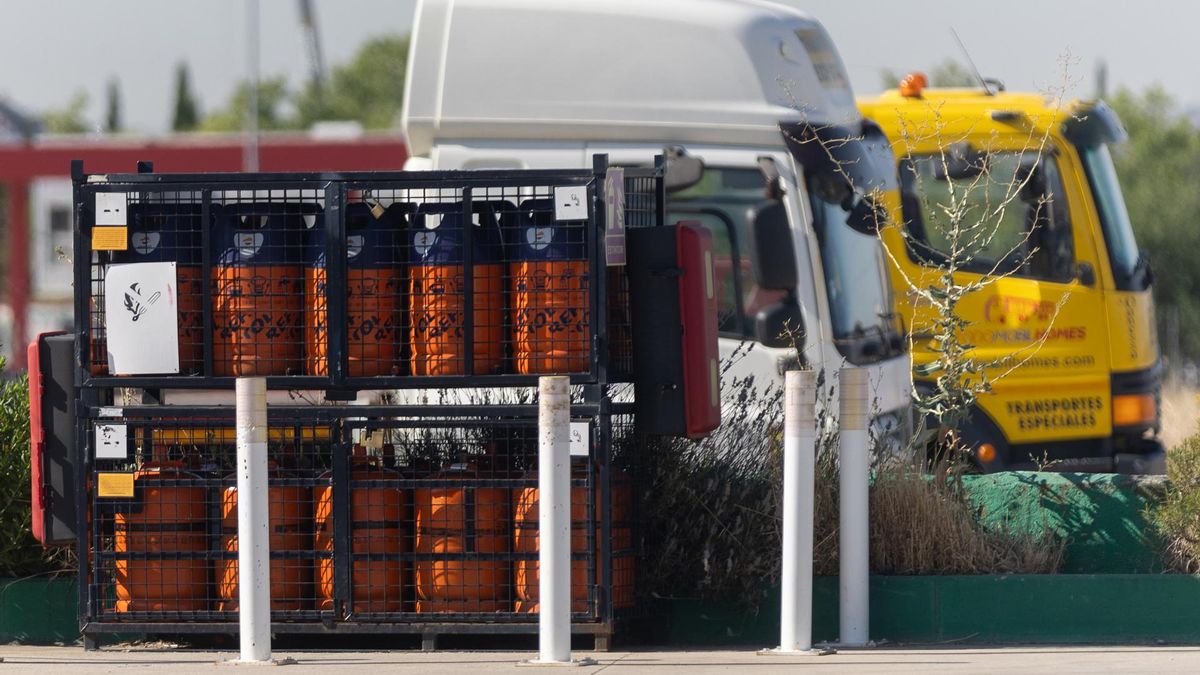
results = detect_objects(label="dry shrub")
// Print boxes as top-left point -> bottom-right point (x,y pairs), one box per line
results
868,466 -> 1063,575
639,371 -> 785,603
1152,431 -> 1200,573
640,367 -> 1064,609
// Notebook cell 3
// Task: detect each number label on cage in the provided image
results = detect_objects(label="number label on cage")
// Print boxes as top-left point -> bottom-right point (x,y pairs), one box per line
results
570,422 -> 590,457
95,424 -> 128,459
97,472 -> 135,498
92,227 -> 128,251
103,262 -> 180,374
95,192 -> 127,225
554,186 -> 588,221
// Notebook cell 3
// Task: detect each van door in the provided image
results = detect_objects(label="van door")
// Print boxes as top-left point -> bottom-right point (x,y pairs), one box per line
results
898,143 -> 1113,450
588,144 -> 817,399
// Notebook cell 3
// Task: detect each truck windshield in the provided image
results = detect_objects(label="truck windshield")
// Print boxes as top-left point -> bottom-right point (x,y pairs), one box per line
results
1077,143 -> 1145,290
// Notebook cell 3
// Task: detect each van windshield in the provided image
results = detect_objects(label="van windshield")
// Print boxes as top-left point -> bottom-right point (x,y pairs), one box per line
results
782,121 -> 904,363
807,175 -> 897,361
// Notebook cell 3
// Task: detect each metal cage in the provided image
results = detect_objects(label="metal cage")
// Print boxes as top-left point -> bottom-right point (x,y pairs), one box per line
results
71,158 -> 663,650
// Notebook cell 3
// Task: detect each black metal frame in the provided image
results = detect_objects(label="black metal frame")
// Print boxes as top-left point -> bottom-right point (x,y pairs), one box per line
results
70,158 -> 663,650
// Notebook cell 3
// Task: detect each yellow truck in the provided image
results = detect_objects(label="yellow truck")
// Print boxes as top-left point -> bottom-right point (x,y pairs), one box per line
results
859,76 -> 1163,473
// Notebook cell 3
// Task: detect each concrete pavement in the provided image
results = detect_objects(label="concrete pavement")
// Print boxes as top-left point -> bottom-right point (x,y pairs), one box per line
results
1,645 -> 1199,674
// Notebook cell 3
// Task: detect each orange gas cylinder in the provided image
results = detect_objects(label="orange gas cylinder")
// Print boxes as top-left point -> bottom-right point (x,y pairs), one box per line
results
414,463 -> 511,612
218,473 -> 313,612
409,202 -> 505,376
96,204 -> 205,375
305,203 -> 404,376
212,204 -> 306,376
314,458 -> 406,614
610,478 -> 636,610
113,463 -> 208,613
509,200 -> 590,374
512,470 -> 635,613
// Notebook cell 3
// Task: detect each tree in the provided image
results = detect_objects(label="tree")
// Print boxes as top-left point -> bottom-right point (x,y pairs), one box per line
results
198,76 -> 299,133
105,78 -> 122,133
295,34 -> 410,129
172,62 -> 200,132
1108,86 -> 1200,359
40,91 -> 90,134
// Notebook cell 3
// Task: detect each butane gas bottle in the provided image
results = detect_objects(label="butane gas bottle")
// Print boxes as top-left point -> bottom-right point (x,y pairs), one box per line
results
305,202 -> 404,376
509,199 -> 589,374
99,203 -> 204,374
408,202 -> 505,376
113,462 -> 208,613
212,204 -> 307,376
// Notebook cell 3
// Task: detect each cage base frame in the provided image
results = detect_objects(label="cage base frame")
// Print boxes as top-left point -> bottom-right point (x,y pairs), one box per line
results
80,620 -> 615,652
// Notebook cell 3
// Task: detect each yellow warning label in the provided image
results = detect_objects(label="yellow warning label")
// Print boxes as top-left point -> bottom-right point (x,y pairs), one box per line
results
97,472 -> 135,498
92,227 -> 128,251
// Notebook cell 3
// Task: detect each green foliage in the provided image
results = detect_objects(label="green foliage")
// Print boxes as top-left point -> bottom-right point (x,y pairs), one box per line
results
1152,431 -> 1200,572
296,35 -> 410,130
171,62 -> 200,132
197,33 -> 410,133
0,358 -> 49,577
199,76 -> 299,133
40,91 -> 90,134
104,78 -> 121,134
1108,86 -> 1200,359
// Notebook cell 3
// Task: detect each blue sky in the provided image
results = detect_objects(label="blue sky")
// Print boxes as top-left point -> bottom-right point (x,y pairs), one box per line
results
0,0 -> 1189,133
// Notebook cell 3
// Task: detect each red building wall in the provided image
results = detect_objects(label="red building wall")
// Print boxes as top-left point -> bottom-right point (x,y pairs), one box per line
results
2,134 -> 408,369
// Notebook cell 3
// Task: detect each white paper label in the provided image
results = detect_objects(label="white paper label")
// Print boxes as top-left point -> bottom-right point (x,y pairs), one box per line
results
95,424 -> 128,459
104,262 -> 180,374
554,186 -> 588,221
97,407 -> 123,418
569,421 -> 590,457
95,192 -> 128,226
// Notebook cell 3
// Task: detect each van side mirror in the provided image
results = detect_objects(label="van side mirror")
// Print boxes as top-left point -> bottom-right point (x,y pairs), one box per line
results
746,200 -> 797,290
755,298 -> 803,348
663,146 -> 705,194
844,194 -> 887,235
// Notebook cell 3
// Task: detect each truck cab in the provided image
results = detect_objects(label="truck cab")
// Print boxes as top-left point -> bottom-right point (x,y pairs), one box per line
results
860,79 -> 1163,473
402,0 -> 912,442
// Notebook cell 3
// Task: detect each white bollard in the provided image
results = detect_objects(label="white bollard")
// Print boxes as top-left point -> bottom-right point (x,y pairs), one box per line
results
536,375 -> 572,664
235,377 -> 272,662
838,367 -> 870,647
779,370 -> 818,652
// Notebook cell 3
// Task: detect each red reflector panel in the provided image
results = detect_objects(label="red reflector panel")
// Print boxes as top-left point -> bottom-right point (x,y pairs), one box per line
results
27,336 -> 46,545
676,223 -> 722,438
628,221 -> 722,439
28,331 -> 76,546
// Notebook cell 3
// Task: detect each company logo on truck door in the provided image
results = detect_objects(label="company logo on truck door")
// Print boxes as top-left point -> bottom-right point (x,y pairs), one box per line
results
983,295 -> 1057,325
957,294 -> 1087,345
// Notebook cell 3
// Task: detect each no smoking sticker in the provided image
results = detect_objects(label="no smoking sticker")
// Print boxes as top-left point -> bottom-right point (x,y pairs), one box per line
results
95,424 -> 128,460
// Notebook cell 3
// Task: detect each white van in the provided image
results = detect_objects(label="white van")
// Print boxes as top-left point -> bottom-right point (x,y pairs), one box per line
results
401,0 -> 912,443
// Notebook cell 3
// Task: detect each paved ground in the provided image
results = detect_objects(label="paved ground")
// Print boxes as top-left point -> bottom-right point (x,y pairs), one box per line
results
1,645 -> 1199,674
